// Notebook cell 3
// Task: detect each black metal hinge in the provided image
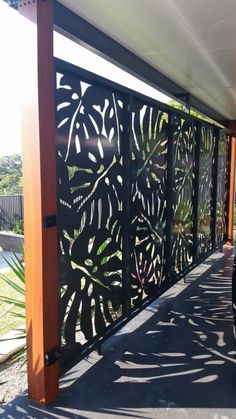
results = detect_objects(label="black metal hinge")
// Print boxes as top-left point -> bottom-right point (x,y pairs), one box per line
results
45,346 -> 60,367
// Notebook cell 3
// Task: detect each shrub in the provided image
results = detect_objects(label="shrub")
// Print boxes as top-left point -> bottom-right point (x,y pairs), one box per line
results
13,219 -> 24,235
0,253 -> 26,375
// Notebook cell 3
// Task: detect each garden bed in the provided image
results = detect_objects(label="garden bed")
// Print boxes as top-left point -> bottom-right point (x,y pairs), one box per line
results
0,355 -> 27,406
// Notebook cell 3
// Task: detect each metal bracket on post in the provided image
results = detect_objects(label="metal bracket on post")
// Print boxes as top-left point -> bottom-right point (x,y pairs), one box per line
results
45,346 -> 61,367
43,215 -> 57,228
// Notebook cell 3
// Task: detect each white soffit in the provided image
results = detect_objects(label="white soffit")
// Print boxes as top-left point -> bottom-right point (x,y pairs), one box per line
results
58,0 -> 236,120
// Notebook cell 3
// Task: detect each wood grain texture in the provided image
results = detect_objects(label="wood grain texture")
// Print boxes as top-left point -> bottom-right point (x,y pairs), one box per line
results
19,0 -> 59,405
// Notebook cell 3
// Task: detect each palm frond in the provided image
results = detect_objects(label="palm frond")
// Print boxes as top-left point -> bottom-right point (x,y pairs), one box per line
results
0,252 -> 26,366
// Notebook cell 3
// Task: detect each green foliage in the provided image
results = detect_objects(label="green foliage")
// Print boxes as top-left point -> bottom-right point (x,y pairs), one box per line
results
167,100 -> 223,127
168,99 -> 187,112
13,219 -> 24,235
0,154 -> 22,195
0,253 -> 25,362
174,200 -> 192,225
0,270 -> 23,336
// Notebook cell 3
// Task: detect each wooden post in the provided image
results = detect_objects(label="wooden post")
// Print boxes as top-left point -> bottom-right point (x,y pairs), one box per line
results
19,0 -> 59,404
226,135 -> 236,246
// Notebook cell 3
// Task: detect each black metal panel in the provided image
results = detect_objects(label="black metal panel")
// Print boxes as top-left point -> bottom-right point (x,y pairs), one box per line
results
215,132 -> 228,244
130,99 -> 168,307
171,116 -> 196,274
121,96 -> 132,317
164,114 -> 174,282
55,63 -> 125,366
197,126 -> 216,257
211,129 -> 219,249
192,123 -> 201,263
223,136 -> 231,241
55,58 -> 230,373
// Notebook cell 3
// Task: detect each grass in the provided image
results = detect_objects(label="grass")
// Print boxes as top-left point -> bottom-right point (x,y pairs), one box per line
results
0,268 -> 25,337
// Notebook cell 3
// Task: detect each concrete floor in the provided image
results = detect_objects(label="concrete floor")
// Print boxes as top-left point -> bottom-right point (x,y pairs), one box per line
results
1,248 -> 236,419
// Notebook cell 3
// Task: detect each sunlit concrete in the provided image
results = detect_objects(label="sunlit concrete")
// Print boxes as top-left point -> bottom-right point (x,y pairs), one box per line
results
1,248 -> 236,418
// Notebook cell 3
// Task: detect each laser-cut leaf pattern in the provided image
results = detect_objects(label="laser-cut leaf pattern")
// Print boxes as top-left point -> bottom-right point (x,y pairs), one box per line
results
216,133 -> 229,244
130,100 -> 168,305
56,69 -> 124,358
197,127 -> 216,257
172,116 -> 195,274
55,60 -> 230,371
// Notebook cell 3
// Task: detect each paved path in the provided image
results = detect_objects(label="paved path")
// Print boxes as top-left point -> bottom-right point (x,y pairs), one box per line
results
1,248 -> 236,418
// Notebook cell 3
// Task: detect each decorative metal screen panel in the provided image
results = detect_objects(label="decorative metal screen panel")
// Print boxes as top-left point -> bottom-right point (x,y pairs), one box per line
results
56,66 -> 124,364
172,116 -> 195,274
216,132 -> 228,244
197,126 -> 216,257
224,136 -> 231,236
130,100 -> 168,307
55,59 -> 230,372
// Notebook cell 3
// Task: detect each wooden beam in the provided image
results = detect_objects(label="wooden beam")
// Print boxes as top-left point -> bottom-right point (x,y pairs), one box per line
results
19,0 -> 59,404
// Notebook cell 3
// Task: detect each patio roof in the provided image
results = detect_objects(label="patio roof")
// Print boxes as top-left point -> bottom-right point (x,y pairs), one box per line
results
55,0 -> 236,124
3,0 -> 236,406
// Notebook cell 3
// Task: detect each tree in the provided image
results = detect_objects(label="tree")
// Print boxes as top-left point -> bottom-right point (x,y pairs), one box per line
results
0,154 -> 22,195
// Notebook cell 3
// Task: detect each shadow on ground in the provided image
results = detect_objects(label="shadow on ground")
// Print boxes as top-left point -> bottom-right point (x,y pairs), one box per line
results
1,251 -> 236,418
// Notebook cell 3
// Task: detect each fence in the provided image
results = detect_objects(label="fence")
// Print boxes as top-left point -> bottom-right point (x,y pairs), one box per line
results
55,58 -> 230,372
0,195 -> 23,231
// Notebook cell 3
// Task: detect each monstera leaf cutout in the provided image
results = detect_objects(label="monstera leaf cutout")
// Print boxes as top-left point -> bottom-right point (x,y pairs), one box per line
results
56,71 -> 123,163
130,102 -> 167,304
59,225 -> 122,344
198,127 -> 215,256
172,117 -> 195,274
56,68 -> 124,347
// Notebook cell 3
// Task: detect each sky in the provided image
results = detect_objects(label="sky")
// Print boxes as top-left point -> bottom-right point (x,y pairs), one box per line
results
0,0 -> 172,159
0,0 -> 22,157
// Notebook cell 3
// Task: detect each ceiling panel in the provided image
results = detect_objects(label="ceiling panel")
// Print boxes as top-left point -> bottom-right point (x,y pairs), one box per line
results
58,0 -> 236,119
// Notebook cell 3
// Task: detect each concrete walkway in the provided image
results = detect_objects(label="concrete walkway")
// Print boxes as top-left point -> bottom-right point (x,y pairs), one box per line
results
1,248 -> 236,418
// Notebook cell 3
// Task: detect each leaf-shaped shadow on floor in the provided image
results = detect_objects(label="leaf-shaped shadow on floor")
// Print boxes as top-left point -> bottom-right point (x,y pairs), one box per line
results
2,253 -> 235,419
